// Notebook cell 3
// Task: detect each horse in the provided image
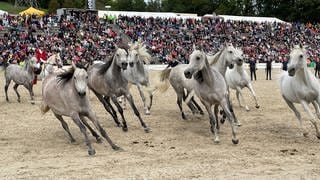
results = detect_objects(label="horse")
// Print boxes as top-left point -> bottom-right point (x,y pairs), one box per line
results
87,45 -> 151,133
42,52 -> 63,77
184,48 -> 239,144
4,56 -> 37,104
225,49 -> 260,111
41,62 -> 121,155
121,41 -> 154,115
280,44 -> 320,139
159,43 -> 240,120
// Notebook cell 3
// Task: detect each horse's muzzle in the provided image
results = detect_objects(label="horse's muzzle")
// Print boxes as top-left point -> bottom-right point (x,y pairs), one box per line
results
129,62 -> 134,67
122,62 -> 128,70
184,69 -> 193,79
229,64 -> 234,69
288,68 -> 295,76
78,92 -> 86,97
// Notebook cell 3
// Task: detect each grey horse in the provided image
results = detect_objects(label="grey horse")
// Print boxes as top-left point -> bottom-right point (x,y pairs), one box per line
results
4,56 -> 37,104
184,48 -> 239,144
41,62 -> 121,156
87,45 -> 151,133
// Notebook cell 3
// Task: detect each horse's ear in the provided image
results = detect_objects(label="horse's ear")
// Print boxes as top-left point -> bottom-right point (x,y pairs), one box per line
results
71,61 -> 76,70
114,44 -> 118,49
299,43 -> 303,49
193,44 -> 196,50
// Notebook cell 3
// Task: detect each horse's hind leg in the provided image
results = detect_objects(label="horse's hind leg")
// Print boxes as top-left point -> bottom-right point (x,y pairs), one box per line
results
13,84 -> 21,103
183,90 -> 198,115
80,116 -> 102,143
178,93 -> 187,120
300,101 -> 320,139
202,101 -> 219,143
124,93 -> 151,133
312,100 -> 320,119
190,97 -> 204,115
4,79 -> 11,102
71,114 -> 95,156
236,87 -> 249,111
54,113 -> 76,143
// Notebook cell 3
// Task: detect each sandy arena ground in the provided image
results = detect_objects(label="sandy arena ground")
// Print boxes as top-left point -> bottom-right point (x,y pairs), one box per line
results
0,68 -> 320,179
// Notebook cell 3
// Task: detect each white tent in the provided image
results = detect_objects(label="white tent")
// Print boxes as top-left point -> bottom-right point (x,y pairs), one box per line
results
0,10 -> 8,16
218,15 -> 286,23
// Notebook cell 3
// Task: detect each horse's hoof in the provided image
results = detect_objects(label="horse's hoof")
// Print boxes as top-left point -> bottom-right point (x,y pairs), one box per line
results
303,132 -> 309,137
144,127 -> 151,133
70,139 -> 76,143
245,108 -> 250,112
96,137 -> 103,143
182,114 -> 187,120
31,102 -> 35,105
256,105 -> 260,109
88,149 -> 96,156
112,145 -> 124,151
145,111 -> 151,115
214,138 -> 220,144
122,126 -> 128,132
235,122 -> 242,127
232,139 -> 239,145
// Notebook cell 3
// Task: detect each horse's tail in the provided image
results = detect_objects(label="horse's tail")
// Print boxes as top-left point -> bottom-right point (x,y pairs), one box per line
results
40,103 -> 50,114
157,68 -> 172,93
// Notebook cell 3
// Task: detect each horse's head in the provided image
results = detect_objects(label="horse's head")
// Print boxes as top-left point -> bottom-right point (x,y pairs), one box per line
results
288,44 -> 308,76
184,48 -> 207,79
233,48 -> 244,66
113,47 -> 128,70
72,62 -> 88,97
128,41 -> 151,67
222,43 -> 243,69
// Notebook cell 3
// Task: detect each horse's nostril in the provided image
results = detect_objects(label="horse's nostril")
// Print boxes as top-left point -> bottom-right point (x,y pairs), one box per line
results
78,92 -> 86,97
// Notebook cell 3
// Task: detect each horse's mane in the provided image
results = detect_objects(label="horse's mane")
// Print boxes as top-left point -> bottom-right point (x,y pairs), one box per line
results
208,46 -> 225,66
57,63 -> 87,84
130,41 -> 152,64
97,55 -> 114,75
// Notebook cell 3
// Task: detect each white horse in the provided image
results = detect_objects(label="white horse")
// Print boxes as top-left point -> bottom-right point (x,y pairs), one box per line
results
280,44 -> 320,139
184,47 -> 239,144
121,41 -> 154,115
42,52 -> 63,77
159,43 -> 240,120
225,48 -> 260,111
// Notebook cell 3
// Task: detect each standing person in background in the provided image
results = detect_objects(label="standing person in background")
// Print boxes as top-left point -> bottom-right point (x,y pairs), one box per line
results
265,57 -> 272,80
282,56 -> 288,71
34,46 -> 47,84
249,57 -> 257,81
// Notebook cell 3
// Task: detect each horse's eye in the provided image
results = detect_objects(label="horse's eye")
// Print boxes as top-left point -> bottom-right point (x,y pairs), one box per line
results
86,76 -> 88,79
229,51 -> 233,54
299,54 -> 303,58
196,56 -> 200,61
116,54 -> 119,57
74,77 -> 76,79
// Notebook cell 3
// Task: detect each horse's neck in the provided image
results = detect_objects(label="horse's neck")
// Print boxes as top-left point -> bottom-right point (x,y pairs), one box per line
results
214,53 -> 227,76
235,64 -> 245,75
47,54 -> 55,64
296,68 -> 315,88
25,62 -> 34,75
199,61 -> 214,87
135,61 -> 146,75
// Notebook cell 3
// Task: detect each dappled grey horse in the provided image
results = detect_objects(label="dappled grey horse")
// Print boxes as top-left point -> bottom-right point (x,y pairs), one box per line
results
184,48 -> 239,144
280,44 -> 320,139
41,62 -> 120,156
87,46 -> 151,133
42,52 -> 63,77
4,56 -> 37,104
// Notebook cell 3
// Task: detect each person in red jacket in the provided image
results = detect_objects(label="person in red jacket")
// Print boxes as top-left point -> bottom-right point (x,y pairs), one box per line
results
33,46 -> 47,84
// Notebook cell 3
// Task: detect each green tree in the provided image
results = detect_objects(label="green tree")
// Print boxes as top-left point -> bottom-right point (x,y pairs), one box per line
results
132,0 -> 146,11
48,0 -> 59,13
146,0 -> 161,12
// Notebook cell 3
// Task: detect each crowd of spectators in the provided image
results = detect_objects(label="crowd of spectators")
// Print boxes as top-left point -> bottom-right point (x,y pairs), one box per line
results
0,11 -> 319,67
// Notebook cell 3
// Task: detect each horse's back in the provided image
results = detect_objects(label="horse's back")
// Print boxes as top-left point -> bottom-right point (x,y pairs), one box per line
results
169,64 -> 193,91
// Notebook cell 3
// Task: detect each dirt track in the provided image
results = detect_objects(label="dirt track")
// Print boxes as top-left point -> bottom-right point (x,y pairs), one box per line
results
0,69 -> 320,179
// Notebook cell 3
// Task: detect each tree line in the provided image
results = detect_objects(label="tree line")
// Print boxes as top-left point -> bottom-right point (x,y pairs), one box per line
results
4,0 -> 320,23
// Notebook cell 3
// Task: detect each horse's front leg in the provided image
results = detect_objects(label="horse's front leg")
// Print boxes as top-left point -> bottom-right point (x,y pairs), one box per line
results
235,86 -> 249,111
125,92 -> 151,133
110,96 -> 128,132
24,83 -> 34,104
220,99 -> 239,144
202,101 -> 219,143
80,116 -> 102,143
70,113 -> 95,156
247,83 -> 260,109
136,84 -> 150,115
13,83 -> 21,103
86,111 -> 121,151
